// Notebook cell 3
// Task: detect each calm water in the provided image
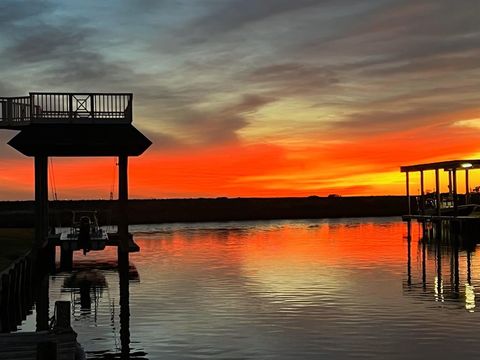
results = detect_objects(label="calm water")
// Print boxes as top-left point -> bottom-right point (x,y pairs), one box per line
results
19,217 -> 480,359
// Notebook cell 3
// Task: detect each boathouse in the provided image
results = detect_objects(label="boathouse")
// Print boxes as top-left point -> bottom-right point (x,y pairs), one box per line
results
0,93 -> 151,264
401,160 -> 480,236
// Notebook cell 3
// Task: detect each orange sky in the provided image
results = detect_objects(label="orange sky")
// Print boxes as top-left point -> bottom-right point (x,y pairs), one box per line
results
1,110 -> 480,200
0,1 -> 479,200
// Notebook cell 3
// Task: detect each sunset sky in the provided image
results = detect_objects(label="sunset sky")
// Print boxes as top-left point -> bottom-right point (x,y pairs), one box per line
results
0,0 -> 479,199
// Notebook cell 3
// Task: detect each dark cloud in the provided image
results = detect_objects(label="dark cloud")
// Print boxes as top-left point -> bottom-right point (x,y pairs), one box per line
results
306,1 -> 480,78
6,24 -> 93,63
188,0 -> 323,35
0,0 -> 54,30
175,94 -> 277,145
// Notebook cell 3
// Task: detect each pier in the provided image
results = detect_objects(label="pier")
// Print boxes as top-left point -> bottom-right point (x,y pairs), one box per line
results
0,92 -> 151,358
0,92 -> 151,263
401,160 -> 480,237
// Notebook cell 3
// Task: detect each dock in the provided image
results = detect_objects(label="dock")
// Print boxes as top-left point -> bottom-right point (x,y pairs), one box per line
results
0,301 -> 78,360
0,92 -> 150,265
400,159 -> 480,237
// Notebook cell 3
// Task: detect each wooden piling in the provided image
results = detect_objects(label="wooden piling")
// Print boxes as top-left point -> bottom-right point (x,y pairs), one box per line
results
37,341 -> 57,360
54,301 -> 71,330
0,274 -> 9,333
8,268 -> 17,331
60,249 -> 73,271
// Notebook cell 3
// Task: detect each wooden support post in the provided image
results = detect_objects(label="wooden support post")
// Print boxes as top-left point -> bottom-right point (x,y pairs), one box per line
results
435,169 -> 441,216
6,99 -> 12,124
25,257 -> 33,307
68,94 -> 73,122
60,248 -> 73,271
48,243 -> 56,274
448,170 -> 452,195
36,273 -> 49,331
0,274 -> 10,332
9,269 -> 18,331
118,155 -> 129,252
420,170 -> 425,214
465,169 -> 470,205
34,156 -> 49,251
54,301 -> 71,330
452,168 -> 458,216
406,171 -> 410,215
37,341 -> 57,360
90,93 -> 95,120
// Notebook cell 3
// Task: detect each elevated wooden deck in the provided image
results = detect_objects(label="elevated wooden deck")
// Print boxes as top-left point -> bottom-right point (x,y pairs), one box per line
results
0,92 -> 132,129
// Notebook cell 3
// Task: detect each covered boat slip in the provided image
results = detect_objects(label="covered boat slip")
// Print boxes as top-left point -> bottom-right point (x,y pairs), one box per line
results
58,211 -> 108,252
401,159 -> 480,223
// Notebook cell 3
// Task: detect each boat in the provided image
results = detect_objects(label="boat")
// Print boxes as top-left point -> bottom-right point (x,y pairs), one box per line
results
421,195 -> 480,217
59,211 -> 108,253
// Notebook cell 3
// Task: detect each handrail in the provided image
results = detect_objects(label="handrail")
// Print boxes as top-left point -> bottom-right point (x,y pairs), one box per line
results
30,92 -> 133,96
0,93 -> 133,128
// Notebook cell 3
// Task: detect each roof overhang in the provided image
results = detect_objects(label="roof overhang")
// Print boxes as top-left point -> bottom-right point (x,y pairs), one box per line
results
8,124 -> 151,157
400,160 -> 480,173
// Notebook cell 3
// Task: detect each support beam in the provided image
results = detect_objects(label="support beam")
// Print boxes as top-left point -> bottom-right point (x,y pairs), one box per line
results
60,249 -> 73,271
448,170 -> 452,195
420,170 -> 424,214
406,172 -> 410,215
465,169 -> 470,205
34,156 -> 48,250
452,168 -> 457,216
435,169 -> 441,216
35,273 -> 49,331
118,155 -> 129,252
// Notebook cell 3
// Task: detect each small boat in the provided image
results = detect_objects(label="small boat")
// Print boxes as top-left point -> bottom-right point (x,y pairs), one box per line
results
60,211 -> 108,253
422,197 -> 480,217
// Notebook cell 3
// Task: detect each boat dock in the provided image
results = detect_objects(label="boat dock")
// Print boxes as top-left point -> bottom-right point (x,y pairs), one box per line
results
0,91 -> 150,357
0,301 -> 78,360
401,159 -> 480,236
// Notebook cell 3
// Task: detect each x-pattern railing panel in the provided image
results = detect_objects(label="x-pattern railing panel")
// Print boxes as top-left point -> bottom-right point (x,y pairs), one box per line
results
0,93 -> 133,128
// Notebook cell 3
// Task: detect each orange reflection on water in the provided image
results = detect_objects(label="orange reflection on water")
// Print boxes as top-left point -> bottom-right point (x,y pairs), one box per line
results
129,220 -> 410,305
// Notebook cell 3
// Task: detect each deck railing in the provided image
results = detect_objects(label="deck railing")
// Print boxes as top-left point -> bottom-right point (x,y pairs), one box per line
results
0,97 -> 31,128
0,93 -> 133,128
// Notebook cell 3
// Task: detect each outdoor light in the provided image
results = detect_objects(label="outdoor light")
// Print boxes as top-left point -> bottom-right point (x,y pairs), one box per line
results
461,162 -> 473,168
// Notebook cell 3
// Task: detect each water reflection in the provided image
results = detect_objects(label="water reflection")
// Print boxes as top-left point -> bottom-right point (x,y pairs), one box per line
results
17,219 -> 480,359
55,252 -> 147,359
404,223 -> 478,312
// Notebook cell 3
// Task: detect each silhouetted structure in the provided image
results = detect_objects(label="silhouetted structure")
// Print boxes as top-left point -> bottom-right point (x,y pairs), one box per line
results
0,92 -> 151,267
401,160 -> 480,237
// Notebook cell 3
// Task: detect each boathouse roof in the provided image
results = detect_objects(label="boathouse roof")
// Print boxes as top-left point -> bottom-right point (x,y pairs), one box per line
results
400,160 -> 480,172
0,92 -> 151,157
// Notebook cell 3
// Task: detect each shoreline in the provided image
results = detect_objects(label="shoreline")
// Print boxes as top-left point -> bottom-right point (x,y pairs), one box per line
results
0,196 -> 408,227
